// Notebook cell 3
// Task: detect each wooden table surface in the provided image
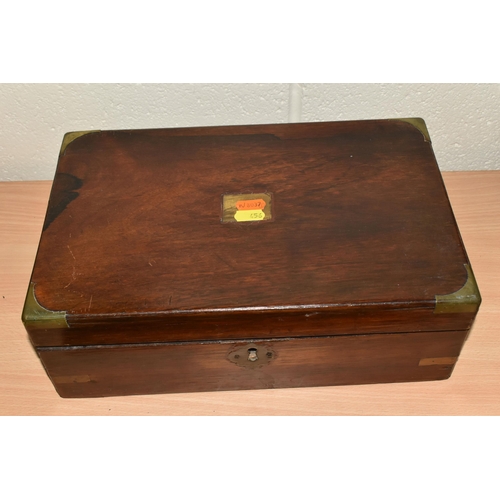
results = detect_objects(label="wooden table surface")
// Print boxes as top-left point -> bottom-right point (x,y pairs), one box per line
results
1,172 -> 499,415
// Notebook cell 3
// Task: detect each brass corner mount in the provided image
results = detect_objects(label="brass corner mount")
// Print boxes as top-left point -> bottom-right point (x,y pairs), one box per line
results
396,118 -> 431,143
22,282 -> 69,329
59,130 -> 101,156
435,264 -> 481,314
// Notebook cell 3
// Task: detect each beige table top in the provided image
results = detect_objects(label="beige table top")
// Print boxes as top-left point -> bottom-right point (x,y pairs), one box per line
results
1,171 -> 499,415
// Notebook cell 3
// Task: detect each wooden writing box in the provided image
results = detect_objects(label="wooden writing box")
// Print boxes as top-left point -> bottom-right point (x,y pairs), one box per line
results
22,118 -> 481,398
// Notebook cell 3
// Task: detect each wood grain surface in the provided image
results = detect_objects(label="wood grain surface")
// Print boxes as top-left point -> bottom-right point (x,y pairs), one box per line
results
32,121 -> 469,322
38,330 -> 468,398
1,171 -> 499,414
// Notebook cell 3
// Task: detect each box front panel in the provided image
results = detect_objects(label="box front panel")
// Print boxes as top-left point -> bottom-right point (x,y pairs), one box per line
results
37,330 -> 468,398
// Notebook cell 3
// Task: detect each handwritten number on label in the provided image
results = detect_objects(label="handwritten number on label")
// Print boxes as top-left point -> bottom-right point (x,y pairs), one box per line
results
235,199 -> 267,211
234,209 -> 265,222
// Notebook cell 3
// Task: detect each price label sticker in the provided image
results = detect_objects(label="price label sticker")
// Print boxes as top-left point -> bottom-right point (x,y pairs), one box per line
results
234,209 -> 265,222
235,199 -> 267,211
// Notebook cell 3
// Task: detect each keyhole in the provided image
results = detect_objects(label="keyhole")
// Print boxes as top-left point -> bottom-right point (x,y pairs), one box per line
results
248,348 -> 258,362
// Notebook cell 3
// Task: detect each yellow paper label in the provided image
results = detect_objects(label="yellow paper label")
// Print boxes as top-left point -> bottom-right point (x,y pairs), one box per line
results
234,209 -> 265,222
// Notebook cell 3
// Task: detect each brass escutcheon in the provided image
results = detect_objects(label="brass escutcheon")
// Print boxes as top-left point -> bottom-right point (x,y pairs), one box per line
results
227,343 -> 275,369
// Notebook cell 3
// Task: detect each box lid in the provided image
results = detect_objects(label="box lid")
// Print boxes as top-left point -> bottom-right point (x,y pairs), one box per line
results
23,119 -> 481,347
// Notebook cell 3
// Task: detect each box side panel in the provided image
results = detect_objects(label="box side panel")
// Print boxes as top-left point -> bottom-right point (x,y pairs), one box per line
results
37,330 -> 468,398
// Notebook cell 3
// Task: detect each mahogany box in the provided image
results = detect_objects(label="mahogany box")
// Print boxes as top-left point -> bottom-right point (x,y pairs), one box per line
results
22,118 -> 481,398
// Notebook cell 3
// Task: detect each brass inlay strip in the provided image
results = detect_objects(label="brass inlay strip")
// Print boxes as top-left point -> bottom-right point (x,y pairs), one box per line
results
60,130 -> 100,155
22,282 -> 69,329
419,357 -> 458,366
395,118 -> 431,143
435,264 -> 481,314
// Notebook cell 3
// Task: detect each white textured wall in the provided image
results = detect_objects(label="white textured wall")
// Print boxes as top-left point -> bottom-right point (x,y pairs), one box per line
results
0,84 -> 289,181
301,84 -> 499,172
0,83 -> 498,180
